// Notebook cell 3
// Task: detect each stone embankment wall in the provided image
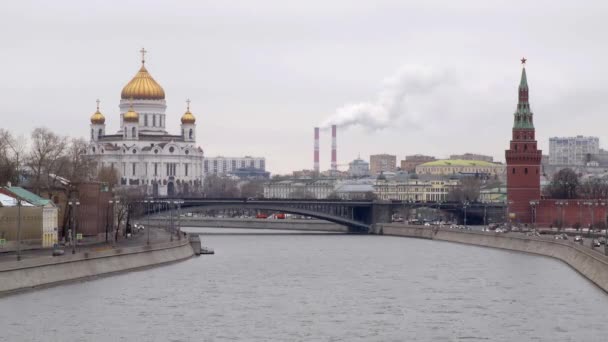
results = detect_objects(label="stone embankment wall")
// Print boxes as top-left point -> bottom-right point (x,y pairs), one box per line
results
150,217 -> 348,232
378,224 -> 608,293
0,239 -> 194,295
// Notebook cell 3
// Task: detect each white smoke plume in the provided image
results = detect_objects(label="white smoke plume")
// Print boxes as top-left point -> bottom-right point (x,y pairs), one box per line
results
320,65 -> 454,130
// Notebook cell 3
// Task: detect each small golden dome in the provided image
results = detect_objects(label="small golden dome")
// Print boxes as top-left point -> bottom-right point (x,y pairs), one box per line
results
123,105 -> 139,123
121,61 -> 165,100
90,99 -> 105,124
181,99 -> 196,124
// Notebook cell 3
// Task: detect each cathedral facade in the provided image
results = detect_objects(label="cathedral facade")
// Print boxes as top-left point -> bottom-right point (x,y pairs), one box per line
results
88,50 -> 204,197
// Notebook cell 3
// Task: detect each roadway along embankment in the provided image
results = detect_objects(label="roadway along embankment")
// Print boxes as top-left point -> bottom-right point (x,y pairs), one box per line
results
0,238 -> 195,295
379,224 -> 608,293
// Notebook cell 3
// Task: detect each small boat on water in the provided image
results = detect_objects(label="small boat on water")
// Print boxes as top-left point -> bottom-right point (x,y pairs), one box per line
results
201,246 -> 215,255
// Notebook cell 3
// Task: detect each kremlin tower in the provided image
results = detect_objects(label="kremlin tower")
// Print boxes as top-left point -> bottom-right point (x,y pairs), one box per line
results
505,58 -> 542,223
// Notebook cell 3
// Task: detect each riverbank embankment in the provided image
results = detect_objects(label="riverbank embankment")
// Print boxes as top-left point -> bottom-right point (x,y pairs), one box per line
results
148,217 -> 348,232
0,237 -> 195,295
379,224 -> 608,293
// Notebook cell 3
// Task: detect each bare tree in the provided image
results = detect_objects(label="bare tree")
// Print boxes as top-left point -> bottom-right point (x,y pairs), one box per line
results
26,127 -> 68,195
544,168 -> 579,199
97,166 -> 119,190
447,177 -> 481,202
577,177 -> 608,199
0,129 -> 26,186
239,180 -> 265,198
203,175 -> 240,198
58,137 -> 96,184
113,187 -> 145,241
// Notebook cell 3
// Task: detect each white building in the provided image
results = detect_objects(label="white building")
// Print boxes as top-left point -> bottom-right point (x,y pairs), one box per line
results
204,156 -> 266,176
264,179 -> 336,199
87,50 -> 204,196
549,136 -> 600,166
348,157 -> 370,178
374,178 -> 459,202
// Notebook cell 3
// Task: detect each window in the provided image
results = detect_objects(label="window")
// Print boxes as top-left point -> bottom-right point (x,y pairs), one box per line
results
189,129 -> 193,139
169,147 -> 174,153
132,149 -> 136,154
154,163 -> 158,176
144,114 -> 148,126
132,127 -> 136,138
98,129 -> 102,139
525,168 -> 528,174
185,164 -> 189,176
153,115 -> 156,127
166,163 -> 177,176
512,168 -> 515,174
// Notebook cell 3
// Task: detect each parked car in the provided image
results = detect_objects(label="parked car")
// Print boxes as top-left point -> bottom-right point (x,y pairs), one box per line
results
593,239 -> 601,247
598,237 -> 607,245
574,235 -> 583,242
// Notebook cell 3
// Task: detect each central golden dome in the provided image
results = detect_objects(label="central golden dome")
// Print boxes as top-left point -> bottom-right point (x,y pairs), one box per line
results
121,64 -> 165,100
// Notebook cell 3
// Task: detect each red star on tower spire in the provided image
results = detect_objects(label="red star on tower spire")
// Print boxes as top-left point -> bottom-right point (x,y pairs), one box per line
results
521,57 -> 527,65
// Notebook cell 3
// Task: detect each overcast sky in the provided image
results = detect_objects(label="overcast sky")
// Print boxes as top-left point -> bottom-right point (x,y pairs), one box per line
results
1,0 -> 608,174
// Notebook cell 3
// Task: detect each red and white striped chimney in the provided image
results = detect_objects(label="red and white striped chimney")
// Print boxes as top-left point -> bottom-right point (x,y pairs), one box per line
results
314,127 -> 320,173
331,125 -> 337,171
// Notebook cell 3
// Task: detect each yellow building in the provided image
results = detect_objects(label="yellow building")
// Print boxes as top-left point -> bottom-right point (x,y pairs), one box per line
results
415,159 -> 505,179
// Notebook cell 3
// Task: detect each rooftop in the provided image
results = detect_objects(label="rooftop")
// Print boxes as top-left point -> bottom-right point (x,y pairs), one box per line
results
419,159 -> 498,167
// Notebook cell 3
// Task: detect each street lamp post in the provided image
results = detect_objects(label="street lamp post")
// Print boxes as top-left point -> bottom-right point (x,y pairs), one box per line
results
556,201 -> 568,232
147,200 -> 153,245
176,200 -> 183,240
16,198 -> 22,261
483,202 -> 487,228
529,200 -> 539,230
108,199 -> 120,246
463,201 -> 469,229
68,199 -> 80,254
583,201 -> 593,237
169,201 -> 174,242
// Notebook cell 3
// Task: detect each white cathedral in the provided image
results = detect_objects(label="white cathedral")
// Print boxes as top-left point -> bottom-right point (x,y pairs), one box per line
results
88,49 -> 204,196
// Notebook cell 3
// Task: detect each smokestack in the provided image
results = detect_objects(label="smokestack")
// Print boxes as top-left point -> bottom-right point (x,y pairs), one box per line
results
314,127 -> 320,173
331,125 -> 337,171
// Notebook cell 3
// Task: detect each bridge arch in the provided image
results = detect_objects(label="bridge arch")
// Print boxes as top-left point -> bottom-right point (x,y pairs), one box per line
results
182,203 -> 370,233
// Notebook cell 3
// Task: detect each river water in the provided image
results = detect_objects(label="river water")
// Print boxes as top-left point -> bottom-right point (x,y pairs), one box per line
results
1,228 -> 607,342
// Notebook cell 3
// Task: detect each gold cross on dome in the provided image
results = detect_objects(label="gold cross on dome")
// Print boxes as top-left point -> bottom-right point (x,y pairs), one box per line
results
96,98 -> 100,111
140,47 -> 147,64
186,98 -> 191,111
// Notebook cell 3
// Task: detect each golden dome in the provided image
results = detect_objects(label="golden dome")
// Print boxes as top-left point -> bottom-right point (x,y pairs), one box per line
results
123,105 -> 139,123
90,99 -> 105,124
121,60 -> 165,100
181,100 -> 196,124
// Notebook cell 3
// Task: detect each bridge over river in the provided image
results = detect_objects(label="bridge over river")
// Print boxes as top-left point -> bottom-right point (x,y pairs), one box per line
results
145,198 -> 506,233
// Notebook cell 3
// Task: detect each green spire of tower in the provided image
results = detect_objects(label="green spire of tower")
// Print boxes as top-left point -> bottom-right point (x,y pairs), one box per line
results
519,67 -> 528,89
513,57 -> 534,129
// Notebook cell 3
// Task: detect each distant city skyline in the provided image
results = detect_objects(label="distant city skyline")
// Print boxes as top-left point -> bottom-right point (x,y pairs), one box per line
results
2,1 -> 608,174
